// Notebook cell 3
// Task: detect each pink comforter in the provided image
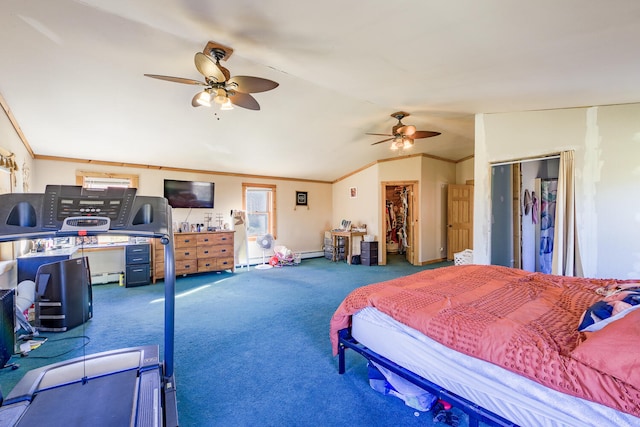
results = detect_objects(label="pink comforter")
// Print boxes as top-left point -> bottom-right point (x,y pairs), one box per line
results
330,264 -> 640,417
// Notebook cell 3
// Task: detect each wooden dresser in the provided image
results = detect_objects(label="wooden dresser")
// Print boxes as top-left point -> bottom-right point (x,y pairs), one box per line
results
153,231 -> 234,282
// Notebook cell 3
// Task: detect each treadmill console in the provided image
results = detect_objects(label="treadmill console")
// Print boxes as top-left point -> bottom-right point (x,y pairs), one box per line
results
42,185 -> 137,232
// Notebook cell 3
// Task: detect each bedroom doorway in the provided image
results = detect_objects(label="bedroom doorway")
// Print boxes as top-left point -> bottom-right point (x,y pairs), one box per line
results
380,181 -> 418,266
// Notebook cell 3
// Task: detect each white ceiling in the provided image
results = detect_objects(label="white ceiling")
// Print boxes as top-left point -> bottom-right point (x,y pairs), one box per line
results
2,0 -> 640,182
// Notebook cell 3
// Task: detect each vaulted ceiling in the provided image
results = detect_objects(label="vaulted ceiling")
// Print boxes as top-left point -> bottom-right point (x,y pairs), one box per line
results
1,1 -> 639,182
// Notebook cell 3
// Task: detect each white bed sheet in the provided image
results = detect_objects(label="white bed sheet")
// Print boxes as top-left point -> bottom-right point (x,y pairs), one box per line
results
351,306 -> 639,427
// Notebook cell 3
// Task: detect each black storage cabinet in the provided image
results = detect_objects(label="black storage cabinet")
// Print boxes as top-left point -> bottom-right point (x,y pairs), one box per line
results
125,244 -> 151,287
360,241 -> 378,266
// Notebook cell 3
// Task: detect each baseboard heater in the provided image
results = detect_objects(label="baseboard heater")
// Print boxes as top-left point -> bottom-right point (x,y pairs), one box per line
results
91,272 -> 120,285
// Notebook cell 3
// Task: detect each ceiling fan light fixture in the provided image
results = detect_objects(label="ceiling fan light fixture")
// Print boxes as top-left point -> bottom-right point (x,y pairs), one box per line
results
145,41 -> 278,111
214,88 -> 228,105
195,90 -> 212,107
220,98 -> 234,110
391,137 -> 403,150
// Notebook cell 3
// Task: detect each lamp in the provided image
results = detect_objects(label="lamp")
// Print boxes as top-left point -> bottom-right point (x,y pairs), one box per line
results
390,136 -> 413,151
391,136 -> 403,150
214,88 -> 228,105
195,90 -> 212,107
220,98 -> 234,110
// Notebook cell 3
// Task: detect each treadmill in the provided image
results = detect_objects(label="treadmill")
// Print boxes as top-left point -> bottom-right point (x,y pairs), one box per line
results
0,185 -> 178,426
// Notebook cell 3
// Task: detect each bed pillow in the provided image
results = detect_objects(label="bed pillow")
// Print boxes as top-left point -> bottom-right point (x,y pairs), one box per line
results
571,308 -> 640,386
577,291 -> 640,332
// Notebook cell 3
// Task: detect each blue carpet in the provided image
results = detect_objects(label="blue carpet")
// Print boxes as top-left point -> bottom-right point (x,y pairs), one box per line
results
2,255 -> 475,426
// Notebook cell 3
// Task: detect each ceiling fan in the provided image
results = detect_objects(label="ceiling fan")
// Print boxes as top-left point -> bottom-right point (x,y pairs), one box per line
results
367,111 -> 441,150
144,41 -> 278,111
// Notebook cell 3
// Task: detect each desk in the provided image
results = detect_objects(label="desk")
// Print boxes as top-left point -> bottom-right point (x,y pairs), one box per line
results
17,243 -> 150,286
330,231 -> 366,265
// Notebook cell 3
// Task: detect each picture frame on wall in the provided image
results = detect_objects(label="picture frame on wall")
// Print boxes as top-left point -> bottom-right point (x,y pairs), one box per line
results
296,191 -> 308,206
349,187 -> 357,198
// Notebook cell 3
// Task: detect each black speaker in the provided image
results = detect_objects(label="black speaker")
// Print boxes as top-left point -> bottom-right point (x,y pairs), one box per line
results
35,257 -> 93,332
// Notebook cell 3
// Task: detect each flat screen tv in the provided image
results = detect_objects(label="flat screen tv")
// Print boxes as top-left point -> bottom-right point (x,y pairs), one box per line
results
163,179 -> 215,209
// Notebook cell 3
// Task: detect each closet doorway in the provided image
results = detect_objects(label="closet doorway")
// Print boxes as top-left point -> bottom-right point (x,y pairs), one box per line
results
380,181 -> 418,266
490,156 -> 559,270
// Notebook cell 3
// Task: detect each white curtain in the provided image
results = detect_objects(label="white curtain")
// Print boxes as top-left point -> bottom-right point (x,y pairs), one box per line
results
551,151 -> 583,276
231,210 -> 249,269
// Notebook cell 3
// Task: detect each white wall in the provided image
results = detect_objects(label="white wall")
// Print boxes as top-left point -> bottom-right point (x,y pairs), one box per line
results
475,103 -> 640,279
420,157 -> 456,261
332,155 -> 458,264
32,159 -> 333,260
332,164 -> 379,241
0,108 -> 33,194
0,106 -> 35,261
456,157 -> 474,184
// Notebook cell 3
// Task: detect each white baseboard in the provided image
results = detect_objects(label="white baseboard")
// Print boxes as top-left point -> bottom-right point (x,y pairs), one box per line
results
92,272 -> 120,284
239,250 -> 324,268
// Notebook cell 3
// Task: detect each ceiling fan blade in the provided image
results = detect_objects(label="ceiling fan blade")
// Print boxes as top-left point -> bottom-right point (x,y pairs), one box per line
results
366,133 -> 393,137
228,92 -> 260,110
411,130 -> 442,139
228,76 -> 279,93
371,137 -> 394,146
144,74 -> 207,86
397,125 -> 416,136
194,52 -> 225,82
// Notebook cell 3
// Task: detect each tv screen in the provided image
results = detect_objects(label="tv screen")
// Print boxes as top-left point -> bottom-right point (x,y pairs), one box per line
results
164,179 -> 215,208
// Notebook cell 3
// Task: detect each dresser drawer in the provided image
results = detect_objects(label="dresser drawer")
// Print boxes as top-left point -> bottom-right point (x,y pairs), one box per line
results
197,245 -> 231,258
125,264 -> 150,287
174,234 -> 197,248
176,259 -> 197,275
360,256 -> 378,266
175,248 -> 197,260
197,258 -> 218,273
197,233 -> 233,245
216,256 -> 234,270
126,244 -> 150,264
198,257 -> 234,273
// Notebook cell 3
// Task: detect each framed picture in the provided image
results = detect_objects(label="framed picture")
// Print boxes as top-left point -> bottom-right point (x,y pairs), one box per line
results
349,187 -> 357,198
296,191 -> 308,206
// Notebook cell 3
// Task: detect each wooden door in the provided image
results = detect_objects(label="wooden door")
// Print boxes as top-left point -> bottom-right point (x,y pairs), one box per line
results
447,184 -> 474,260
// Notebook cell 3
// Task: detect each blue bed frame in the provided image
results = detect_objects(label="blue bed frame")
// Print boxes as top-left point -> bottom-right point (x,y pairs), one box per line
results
337,328 -> 518,427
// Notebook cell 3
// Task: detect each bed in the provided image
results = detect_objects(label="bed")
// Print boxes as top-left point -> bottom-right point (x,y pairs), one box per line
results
330,264 -> 640,427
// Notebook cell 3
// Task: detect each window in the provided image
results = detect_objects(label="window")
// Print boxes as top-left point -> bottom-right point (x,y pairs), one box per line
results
242,183 -> 276,239
76,171 -> 139,189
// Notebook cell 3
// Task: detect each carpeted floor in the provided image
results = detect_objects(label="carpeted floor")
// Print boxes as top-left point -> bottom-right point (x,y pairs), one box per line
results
2,255 -> 473,426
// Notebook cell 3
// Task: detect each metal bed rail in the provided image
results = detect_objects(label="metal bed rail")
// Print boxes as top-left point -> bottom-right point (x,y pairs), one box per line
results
337,328 -> 519,427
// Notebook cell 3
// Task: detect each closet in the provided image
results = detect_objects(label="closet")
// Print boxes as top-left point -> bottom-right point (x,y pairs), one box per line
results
490,156 -> 559,270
